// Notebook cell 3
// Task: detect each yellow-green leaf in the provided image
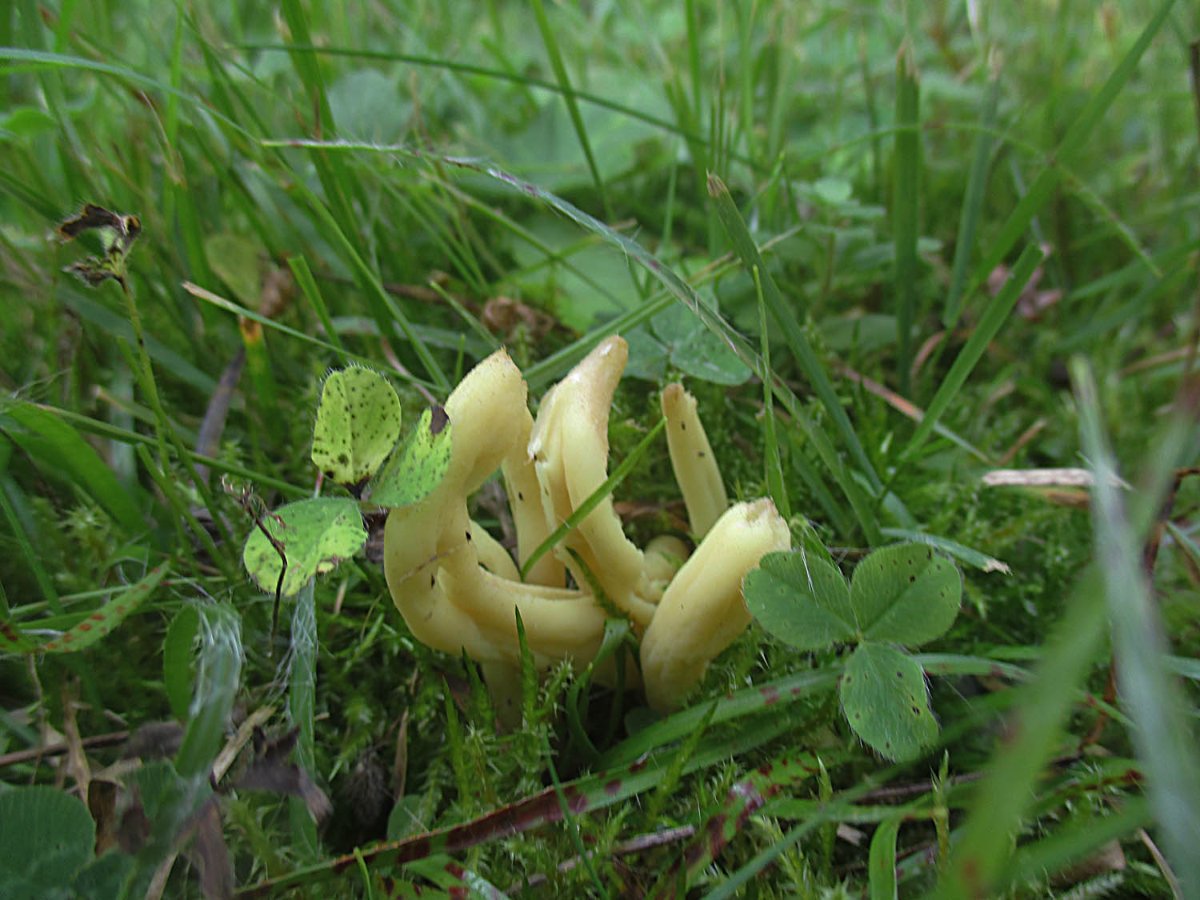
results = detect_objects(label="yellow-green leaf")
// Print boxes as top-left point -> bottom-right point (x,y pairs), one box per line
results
242,498 -> 366,597
311,367 -> 402,486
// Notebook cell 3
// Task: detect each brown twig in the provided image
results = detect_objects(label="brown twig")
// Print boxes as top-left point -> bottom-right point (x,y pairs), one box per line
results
61,683 -> 91,801
995,418 -> 1046,466
838,363 -> 925,423
1119,346 -> 1193,377
0,730 -> 131,769
194,347 -> 245,485
1140,827 -> 1184,900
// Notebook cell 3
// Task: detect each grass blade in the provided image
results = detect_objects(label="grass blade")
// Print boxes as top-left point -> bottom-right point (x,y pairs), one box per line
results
707,173 -> 881,493
287,254 -> 348,361
938,567 -> 1109,897
943,68 -> 1000,329
62,291 -> 216,393
892,44 -> 920,395
288,577 -> 321,859
705,773 -> 896,899
601,667 -> 841,768
1073,359 -> 1200,896
285,177 -> 450,392
956,0 -> 1177,308
0,474 -> 57,614
880,528 -> 1009,574
756,268 -> 790,520
529,0 -> 609,218
37,564 -> 169,654
258,139 -> 887,539
163,605 -> 200,722
181,282 -> 388,376
648,754 -> 819,896
3,401 -> 145,533
0,47 -> 256,150
542,729 -> 610,898
1006,796 -> 1150,891
601,653 -> 1031,771
175,602 -> 243,781
243,740 -> 821,897
31,403 -> 303,498
868,813 -> 902,900
236,42 -> 760,169
277,0 -> 335,135
901,244 -> 1042,460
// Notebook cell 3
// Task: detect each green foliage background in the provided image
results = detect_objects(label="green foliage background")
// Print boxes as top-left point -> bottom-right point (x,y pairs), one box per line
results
2,0 -> 1199,896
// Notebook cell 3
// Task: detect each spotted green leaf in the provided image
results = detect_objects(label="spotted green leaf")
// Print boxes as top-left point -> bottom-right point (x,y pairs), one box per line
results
850,543 -> 962,646
744,550 -> 856,651
31,564 -> 169,654
840,643 -> 937,762
311,367 -> 402,486
0,617 -> 34,654
242,498 -> 366,597
369,407 -> 453,508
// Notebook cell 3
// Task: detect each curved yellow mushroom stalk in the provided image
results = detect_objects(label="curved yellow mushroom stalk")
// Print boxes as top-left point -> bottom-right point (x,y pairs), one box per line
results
382,336 -> 790,719
529,336 -> 661,626
501,405 -> 565,588
640,499 -> 790,712
661,382 -> 728,539
382,350 -> 605,672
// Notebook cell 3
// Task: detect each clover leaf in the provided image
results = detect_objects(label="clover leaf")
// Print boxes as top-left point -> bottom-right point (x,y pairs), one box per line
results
368,406 -> 453,508
745,542 -> 962,761
242,498 -> 367,599
311,366 -> 402,487
840,643 -> 939,762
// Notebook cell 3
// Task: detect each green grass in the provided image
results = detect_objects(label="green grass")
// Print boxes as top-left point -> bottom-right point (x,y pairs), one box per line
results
2,0 -> 1200,896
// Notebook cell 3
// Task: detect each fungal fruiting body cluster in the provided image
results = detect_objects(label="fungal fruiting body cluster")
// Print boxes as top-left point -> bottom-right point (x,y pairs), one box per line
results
383,336 -> 790,715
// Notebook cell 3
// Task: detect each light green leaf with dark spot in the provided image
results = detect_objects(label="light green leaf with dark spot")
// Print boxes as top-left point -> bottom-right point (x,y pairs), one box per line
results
242,498 -> 366,597
369,407 -> 453,508
0,617 -> 34,654
744,550 -> 856,651
311,367 -> 402,486
840,643 -> 937,762
851,543 -> 961,646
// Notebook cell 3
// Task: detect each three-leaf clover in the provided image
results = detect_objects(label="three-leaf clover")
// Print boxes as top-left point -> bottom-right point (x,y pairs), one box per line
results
242,367 -> 453,603
745,543 -> 962,761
